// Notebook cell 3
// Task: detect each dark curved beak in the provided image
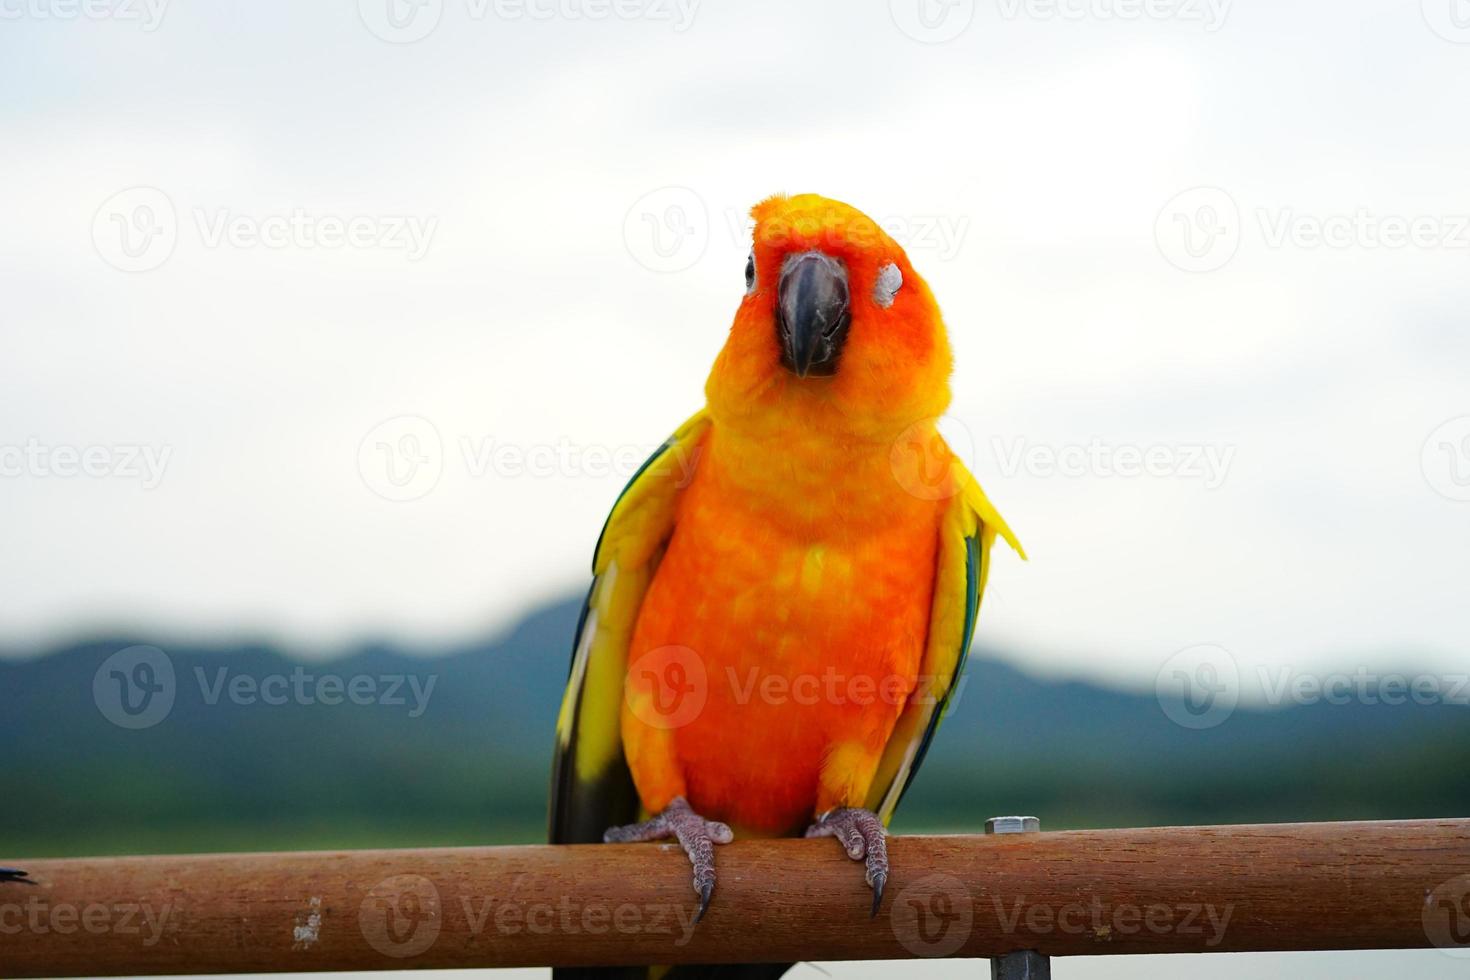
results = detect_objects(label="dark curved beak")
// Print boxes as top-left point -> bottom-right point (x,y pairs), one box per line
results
777,251 -> 851,378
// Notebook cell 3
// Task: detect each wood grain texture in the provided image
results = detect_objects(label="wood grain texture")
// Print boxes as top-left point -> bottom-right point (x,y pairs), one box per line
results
3,819 -> 1468,976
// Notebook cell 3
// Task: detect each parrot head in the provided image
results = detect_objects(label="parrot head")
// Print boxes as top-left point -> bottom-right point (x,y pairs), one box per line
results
707,194 -> 954,440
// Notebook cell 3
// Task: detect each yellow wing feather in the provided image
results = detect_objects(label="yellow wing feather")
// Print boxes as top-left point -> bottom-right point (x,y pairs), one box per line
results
549,410 -> 710,844
867,453 -> 1023,822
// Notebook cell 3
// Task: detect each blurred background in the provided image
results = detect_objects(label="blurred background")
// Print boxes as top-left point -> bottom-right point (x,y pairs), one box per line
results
3,0 -> 1469,976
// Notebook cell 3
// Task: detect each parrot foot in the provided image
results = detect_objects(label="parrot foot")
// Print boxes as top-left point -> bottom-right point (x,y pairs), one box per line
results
0,869 -> 34,886
805,807 -> 889,917
603,796 -> 733,923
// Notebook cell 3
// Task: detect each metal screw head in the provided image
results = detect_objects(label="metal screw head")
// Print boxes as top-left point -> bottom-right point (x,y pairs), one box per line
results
985,815 -> 1041,835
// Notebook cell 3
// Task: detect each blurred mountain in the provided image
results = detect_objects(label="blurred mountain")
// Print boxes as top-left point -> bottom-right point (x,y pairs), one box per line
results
4,595 -> 1467,858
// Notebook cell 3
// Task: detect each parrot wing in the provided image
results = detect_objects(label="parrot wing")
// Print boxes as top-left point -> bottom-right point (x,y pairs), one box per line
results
866,457 -> 1024,824
549,410 -> 711,844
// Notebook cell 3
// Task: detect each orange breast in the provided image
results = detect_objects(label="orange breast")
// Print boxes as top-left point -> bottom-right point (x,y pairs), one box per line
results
627,426 -> 943,835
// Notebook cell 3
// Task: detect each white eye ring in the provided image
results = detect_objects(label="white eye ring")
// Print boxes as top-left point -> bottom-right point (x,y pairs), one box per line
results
873,262 -> 903,308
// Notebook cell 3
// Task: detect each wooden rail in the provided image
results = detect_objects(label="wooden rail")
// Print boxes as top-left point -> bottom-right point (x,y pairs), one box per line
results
3,819 -> 1468,976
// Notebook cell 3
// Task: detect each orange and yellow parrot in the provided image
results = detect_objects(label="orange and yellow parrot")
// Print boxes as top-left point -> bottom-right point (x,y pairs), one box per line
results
550,193 -> 1022,977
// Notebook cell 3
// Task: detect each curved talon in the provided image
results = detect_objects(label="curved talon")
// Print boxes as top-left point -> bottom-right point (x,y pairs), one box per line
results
604,797 -> 732,924
807,807 -> 890,916
0,869 -> 34,886
695,880 -> 714,923
869,870 -> 887,917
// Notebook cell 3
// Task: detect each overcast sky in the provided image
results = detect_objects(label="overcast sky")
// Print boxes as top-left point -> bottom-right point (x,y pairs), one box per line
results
2,0 -> 1468,696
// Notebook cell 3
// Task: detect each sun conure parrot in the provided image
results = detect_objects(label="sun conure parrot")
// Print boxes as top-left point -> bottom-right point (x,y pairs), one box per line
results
550,193 -> 1022,977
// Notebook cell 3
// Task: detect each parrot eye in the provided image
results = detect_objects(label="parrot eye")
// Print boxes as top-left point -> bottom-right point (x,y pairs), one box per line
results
873,262 -> 903,308
745,250 -> 756,293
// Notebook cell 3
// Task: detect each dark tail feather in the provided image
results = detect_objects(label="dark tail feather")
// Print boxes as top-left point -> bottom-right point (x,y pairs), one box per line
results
553,965 -> 793,980
0,868 -> 35,885
664,965 -> 793,980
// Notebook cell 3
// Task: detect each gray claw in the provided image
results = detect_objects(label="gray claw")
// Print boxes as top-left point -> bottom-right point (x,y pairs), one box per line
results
807,807 -> 890,916
604,797 -> 731,926
695,879 -> 714,923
